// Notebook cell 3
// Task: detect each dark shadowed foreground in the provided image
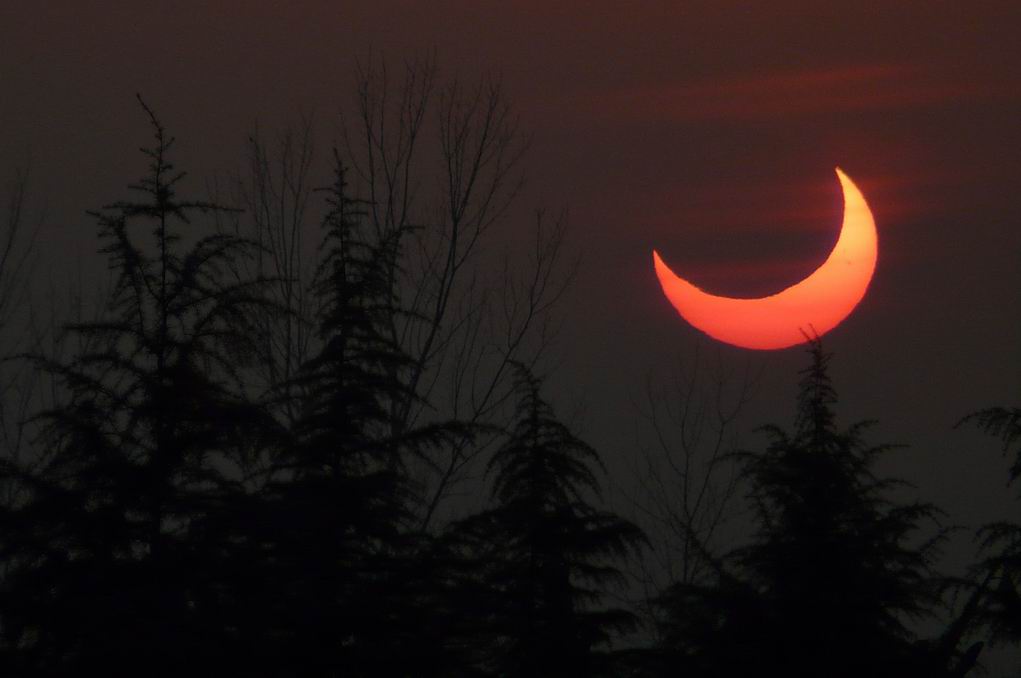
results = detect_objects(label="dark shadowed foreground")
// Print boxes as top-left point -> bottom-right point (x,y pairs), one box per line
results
0,88 -> 1015,677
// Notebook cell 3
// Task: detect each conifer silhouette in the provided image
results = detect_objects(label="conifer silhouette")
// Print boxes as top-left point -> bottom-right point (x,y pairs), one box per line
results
0,85 -> 1006,677
657,339 -> 956,677
959,404 -> 1021,650
0,98 -> 271,674
454,363 -> 645,677
246,151 -> 470,675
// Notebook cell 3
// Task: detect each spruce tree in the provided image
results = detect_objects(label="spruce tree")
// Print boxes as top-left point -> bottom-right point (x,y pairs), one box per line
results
959,404 -> 1021,648
0,98 -> 270,674
248,151 -> 460,675
658,339 -> 955,677
455,363 -> 645,677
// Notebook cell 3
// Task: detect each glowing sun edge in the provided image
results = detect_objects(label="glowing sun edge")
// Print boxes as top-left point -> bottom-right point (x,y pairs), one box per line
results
652,168 -> 877,350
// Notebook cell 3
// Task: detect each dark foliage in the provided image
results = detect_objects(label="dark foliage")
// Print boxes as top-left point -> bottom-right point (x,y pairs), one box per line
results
655,339 -> 969,677
0,98 -> 272,674
235,150 -> 480,675
0,99 -> 1010,677
452,364 -> 646,676
959,405 -> 1021,647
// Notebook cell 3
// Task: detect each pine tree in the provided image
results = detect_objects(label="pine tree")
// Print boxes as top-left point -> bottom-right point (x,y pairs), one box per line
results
455,363 -> 645,677
658,339 -> 951,677
247,151 -> 463,675
0,98 -> 271,674
959,404 -> 1021,648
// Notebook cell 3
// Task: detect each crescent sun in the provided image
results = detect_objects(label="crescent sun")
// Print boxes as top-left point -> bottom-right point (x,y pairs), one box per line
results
653,167 -> 877,350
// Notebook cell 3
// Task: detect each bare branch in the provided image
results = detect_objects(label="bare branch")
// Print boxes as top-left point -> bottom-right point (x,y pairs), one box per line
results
625,343 -> 760,632
340,55 -> 571,530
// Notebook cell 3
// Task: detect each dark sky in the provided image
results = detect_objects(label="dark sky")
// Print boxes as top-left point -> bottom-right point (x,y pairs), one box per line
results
3,1 -> 1021,669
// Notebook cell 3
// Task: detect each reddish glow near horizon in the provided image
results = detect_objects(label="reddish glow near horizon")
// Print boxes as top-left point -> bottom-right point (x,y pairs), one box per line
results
653,168 -> 877,350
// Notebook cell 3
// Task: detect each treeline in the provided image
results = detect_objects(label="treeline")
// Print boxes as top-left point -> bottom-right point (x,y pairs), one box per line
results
0,78 -> 1018,676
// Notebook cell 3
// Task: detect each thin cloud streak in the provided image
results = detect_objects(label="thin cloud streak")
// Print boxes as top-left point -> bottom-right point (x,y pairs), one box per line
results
571,63 -> 1007,123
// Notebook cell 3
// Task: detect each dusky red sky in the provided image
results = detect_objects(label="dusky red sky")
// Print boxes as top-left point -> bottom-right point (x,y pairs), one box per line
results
2,1 -> 1021,669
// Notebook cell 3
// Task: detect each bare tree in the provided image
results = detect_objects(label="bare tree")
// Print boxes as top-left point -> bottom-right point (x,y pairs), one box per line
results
0,167 -> 40,510
215,55 -> 572,528
627,343 -> 757,630
214,119 -> 320,428
340,54 -> 573,530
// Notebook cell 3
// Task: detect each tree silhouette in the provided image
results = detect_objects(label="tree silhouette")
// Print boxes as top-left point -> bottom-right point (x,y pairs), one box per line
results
343,56 -> 573,532
0,164 -> 41,525
656,338 -> 964,677
216,119 -> 319,429
0,82 -> 1004,677
241,150 -> 474,675
453,363 -> 645,677
628,346 -> 753,637
958,404 -> 1021,651
0,87 -> 575,676
0,98 -> 272,674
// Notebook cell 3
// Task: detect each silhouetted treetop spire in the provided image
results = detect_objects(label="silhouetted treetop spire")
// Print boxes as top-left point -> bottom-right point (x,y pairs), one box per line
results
0,97 -> 272,674
656,338 -> 953,677
794,336 -> 838,448
453,361 -> 645,676
487,363 -> 604,509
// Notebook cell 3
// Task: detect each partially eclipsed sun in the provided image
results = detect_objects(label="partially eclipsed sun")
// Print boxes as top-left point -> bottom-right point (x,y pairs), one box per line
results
653,168 -> 877,350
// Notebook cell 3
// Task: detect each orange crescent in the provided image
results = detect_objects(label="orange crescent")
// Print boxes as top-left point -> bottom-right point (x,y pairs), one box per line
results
653,168 -> 877,350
